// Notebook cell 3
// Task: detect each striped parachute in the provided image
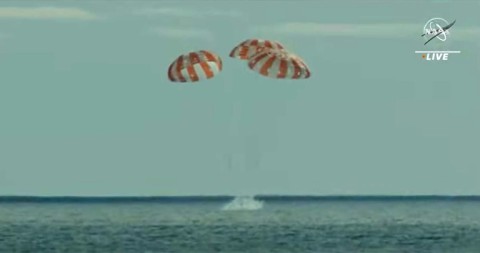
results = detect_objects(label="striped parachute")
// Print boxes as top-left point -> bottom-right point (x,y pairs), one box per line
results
229,39 -> 285,60
168,50 -> 222,83
248,49 -> 311,79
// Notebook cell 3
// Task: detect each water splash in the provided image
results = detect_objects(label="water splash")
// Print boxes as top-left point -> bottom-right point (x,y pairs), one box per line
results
222,196 -> 264,211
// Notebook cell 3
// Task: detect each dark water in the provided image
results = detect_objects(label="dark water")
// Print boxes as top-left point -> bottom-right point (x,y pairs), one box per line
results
1,196 -> 479,253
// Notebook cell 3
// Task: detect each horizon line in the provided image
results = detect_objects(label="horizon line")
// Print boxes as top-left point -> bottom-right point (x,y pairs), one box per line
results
1,194 -> 479,203
2,194 -> 480,197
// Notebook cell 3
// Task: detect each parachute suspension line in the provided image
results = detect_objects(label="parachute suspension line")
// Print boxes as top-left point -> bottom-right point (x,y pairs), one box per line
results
223,72 -> 235,171
228,39 -> 283,172
225,61 -> 242,170
222,53 -> 239,171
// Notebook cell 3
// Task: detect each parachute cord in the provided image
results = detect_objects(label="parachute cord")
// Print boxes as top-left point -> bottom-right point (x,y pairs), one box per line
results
223,63 -> 238,171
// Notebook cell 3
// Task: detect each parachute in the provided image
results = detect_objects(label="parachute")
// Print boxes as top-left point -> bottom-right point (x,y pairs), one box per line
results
229,39 -> 286,60
167,50 -> 222,83
248,49 -> 311,79
165,39 -> 311,192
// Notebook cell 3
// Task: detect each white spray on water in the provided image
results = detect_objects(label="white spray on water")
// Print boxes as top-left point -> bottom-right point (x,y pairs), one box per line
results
222,196 -> 264,211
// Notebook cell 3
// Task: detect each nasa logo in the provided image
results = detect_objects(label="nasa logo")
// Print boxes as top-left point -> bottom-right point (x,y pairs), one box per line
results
414,17 -> 461,61
422,18 -> 455,45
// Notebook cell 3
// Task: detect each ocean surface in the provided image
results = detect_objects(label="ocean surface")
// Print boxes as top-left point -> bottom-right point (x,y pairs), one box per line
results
0,196 -> 479,253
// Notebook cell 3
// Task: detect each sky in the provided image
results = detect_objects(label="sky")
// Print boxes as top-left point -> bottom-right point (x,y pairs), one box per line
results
0,0 -> 479,196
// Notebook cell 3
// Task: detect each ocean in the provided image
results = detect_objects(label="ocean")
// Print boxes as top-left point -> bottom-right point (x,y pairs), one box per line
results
0,196 -> 479,253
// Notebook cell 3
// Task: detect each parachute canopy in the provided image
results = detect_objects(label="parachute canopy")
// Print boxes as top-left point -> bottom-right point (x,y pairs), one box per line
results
168,50 -> 222,83
248,49 -> 311,79
230,39 -> 285,60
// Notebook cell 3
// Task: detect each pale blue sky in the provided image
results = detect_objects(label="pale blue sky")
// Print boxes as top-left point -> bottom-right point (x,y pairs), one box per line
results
0,0 -> 479,196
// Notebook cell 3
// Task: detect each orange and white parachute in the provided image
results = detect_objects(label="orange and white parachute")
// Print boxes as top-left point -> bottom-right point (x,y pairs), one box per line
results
168,50 -> 222,83
229,39 -> 285,60
248,49 -> 311,79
